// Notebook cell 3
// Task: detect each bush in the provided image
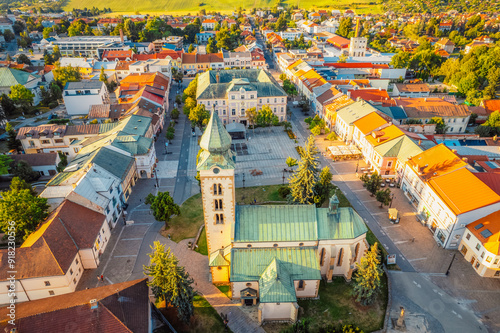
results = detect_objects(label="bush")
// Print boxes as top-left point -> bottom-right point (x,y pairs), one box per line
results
327,132 -> 337,141
285,129 -> 295,139
48,101 -> 58,109
295,146 -> 304,157
278,186 -> 291,198
171,108 -> 179,119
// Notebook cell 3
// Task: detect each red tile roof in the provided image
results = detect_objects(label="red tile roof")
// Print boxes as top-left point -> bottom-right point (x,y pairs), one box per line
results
0,279 -> 150,333
102,50 -> 133,60
348,89 -> 390,102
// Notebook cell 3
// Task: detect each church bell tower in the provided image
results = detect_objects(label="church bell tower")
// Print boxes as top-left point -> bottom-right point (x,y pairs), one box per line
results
197,111 -> 236,256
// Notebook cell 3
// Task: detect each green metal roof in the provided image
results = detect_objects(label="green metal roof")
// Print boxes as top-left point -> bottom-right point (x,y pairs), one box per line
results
112,135 -> 152,155
259,258 -> 296,303
230,247 -> 321,282
92,147 -> 134,180
46,170 -> 79,186
234,205 -> 318,242
317,207 -> 368,240
0,67 -> 39,87
197,111 -> 236,171
209,250 -> 230,267
196,69 -> 286,100
374,135 -> 423,162
99,122 -> 120,134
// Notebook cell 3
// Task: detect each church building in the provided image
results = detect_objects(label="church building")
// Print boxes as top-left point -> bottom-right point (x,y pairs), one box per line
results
197,111 -> 369,324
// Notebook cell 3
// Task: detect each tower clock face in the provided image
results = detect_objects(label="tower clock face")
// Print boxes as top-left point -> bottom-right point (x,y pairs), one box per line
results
213,167 -> 220,174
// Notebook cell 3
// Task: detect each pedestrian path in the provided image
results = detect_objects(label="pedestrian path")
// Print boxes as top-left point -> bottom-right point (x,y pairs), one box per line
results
155,235 -> 266,333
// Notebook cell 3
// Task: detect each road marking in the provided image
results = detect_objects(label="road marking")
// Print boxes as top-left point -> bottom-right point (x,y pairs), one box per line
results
362,199 -> 377,203
114,255 -> 136,258
412,280 -> 421,288
105,277 -> 113,284
383,225 -> 401,229
352,189 -> 365,192
382,243 -> 388,249
371,212 -> 385,215
408,257 -> 427,262
121,238 -> 143,241
394,240 -> 408,245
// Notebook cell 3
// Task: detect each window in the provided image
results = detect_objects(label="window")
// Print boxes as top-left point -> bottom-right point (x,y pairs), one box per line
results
320,248 -> 326,266
73,278 -> 77,284
70,269 -> 74,275
387,161 -> 393,168
250,95 -> 254,99
54,139 -> 63,143
354,243 -> 360,262
475,262 -> 480,270
41,140 -> 50,144
246,283 -> 252,287
231,95 -> 235,100
214,199 -> 223,210
297,280 -> 305,291
76,258 -> 79,265
247,244 -> 252,248
215,214 -> 224,224
466,233 -> 471,240
461,245 -> 467,255
481,252 -> 485,258
476,243 -> 481,251
495,271 -> 500,277
299,242 -> 304,247
274,98 -> 277,103
494,259 -> 499,265
232,109 -> 236,116
241,95 -> 244,99
486,256 -> 492,263
337,248 -> 344,266
450,127 -> 454,132
44,281 -> 51,286
49,290 -> 55,296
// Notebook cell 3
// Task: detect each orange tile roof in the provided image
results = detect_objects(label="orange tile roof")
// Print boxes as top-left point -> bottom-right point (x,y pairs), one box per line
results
407,144 -> 466,180
353,112 -> 388,134
324,95 -> 354,122
429,168 -> 500,215
348,89 -> 390,102
483,99 -> 500,113
467,211 -> 500,255
365,125 -> 405,147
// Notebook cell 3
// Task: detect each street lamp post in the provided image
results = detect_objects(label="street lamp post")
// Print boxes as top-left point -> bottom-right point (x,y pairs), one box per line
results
242,173 -> 245,189
356,159 -> 359,173
389,193 -> 395,208
282,169 -> 286,185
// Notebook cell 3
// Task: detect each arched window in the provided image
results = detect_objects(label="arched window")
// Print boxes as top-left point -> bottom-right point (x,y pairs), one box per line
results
337,248 -> 344,266
354,243 -> 360,262
320,248 -> 326,266
218,184 -> 222,195
215,214 -> 224,224
214,199 -> 223,210
213,184 -> 217,195
297,280 -> 305,291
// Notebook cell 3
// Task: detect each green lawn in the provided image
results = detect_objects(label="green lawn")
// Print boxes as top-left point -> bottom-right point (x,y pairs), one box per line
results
195,227 -> 208,256
216,285 -> 232,298
64,0 -> 382,14
162,185 -> 287,242
160,295 -> 232,333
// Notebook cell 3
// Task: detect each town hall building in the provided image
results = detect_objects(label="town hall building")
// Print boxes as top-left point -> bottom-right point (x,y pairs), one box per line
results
197,111 -> 369,324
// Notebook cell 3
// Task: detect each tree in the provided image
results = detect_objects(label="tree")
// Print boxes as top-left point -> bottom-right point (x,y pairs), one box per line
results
53,62 -> 82,86
428,117 -> 447,134
145,191 -> 180,228
314,167 -> 334,207
286,157 -> 298,167
9,84 -> 35,107
143,241 -> 195,323
12,160 -> 40,182
171,108 -> 180,120
0,155 -> 13,175
288,135 -> 320,204
17,54 -> 32,65
183,76 -> 198,100
256,105 -> 279,128
206,37 -> 218,53
183,97 -> 197,116
0,179 -> 49,240
188,44 -> 195,53
390,51 -> 410,69
5,122 -> 21,152
375,188 -> 392,208
279,73 -> 286,81
57,152 -> 68,172
99,67 -> 107,82
9,177 -> 35,194
366,171 -> 382,196
483,111 -> 500,128
246,107 -> 258,134
352,243 -> 383,306
3,29 -> 15,42
0,94 -> 16,116
189,104 -> 210,129
326,132 -> 337,141
337,17 -> 352,37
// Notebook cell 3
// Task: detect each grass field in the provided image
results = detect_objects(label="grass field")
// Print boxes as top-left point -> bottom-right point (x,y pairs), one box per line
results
64,0 -> 382,15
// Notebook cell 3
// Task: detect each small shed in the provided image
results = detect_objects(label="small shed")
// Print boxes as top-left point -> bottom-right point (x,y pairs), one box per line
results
226,122 -> 246,140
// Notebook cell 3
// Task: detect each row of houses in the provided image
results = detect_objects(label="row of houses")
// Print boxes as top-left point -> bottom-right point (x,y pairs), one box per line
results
329,99 -> 500,278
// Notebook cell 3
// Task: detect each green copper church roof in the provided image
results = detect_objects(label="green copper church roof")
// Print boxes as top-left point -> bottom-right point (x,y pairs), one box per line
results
209,249 -> 230,267
197,111 -> 236,171
199,110 -> 232,153
259,258 -> 296,303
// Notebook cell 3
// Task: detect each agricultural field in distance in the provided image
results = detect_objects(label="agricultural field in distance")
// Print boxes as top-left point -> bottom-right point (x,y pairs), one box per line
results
63,0 -> 383,16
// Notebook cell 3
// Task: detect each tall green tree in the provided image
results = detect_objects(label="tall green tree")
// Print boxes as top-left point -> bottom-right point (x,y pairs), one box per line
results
189,104 -> 210,129
145,192 -> 180,228
188,44 -> 195,53
0,178 -> 49,240
352,243 -> 383,306
53,62 -> 82,86
143,241 -> 195,323
337,17 -> 352,37
376,188 -> 392,208
246,107 -> 258,135
5,122 -> 21,152
9,84 -> 35,107
0,94 -> 16,116
314,167 -> 334,207
99,67 -> 107,82
183,97 -> 196,116
288,135 -> 320,204
12,160 -> 40,182
366,171 -> 382,196
0,155 -> 13,175
256,105 -> 279,128
206,37 -> 218,54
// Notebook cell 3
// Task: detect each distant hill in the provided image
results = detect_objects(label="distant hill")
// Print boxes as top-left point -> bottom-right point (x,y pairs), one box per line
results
63,0 -> 382,15
383,0 -> 500,14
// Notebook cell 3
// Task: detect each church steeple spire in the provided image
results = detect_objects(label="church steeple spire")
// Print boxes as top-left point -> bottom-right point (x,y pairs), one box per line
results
197,111 -> 235,171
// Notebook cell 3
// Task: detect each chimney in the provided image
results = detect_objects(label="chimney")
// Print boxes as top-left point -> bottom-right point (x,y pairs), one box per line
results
328,195 -> 339,215
418,139 -> 421,145
90,299 -> 98,310
355,18 -> 361,38
119,29 -> 124,44
216,73 -> 219,83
